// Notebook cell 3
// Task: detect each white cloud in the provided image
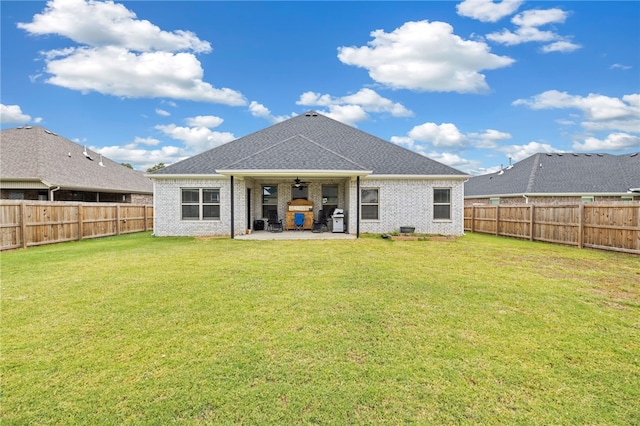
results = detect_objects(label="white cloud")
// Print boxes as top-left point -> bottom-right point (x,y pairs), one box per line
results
42,46 -> 246,105
573,133 -> 640,151
18,0 -> 246,105
133,136 -> 160,146
514,90 -> 639,122
155,123 -> 235,153
408,122 -> 467,148
0,104 -> 42,124
156,109 -> 170,117
610,64 -> 632,71
498,141 -> 558,162
337,20 -> 514,93
248,101 -> 292,123
96,144 -> 187,171
18,0 -> 211,53
428,151 -> 483,175
486,7 -> 581,53
456,0 -> 523,23
185,115 -> 224,128
467,128 -> 512,148
392,122 -> 512,161
541,41 -> 581,53
514,90 -> 639,151
297,88 -> 413,119
322,105 -> 369,127
512,8 -> 568,27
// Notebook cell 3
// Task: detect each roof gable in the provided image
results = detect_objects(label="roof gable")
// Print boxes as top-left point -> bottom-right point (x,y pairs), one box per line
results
153,112 -> 466,177
221,134 -> 369,172
0,126 -> 152,193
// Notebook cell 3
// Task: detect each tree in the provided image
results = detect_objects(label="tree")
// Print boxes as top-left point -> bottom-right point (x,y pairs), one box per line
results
147,163 -> 166,173
120,163 -> 133,169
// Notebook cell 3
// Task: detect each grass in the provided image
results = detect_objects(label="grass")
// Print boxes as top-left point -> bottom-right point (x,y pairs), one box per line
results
1,232 -> 639,425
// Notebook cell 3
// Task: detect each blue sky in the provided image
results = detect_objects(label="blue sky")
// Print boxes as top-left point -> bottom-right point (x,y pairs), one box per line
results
1,0 -> 638,174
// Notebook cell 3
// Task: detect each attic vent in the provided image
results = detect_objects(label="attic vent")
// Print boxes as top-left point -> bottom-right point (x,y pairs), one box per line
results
546,153 -> 552,156
572,153 -> 578,156
597,153 -> 603,156
630,153 -> 638,157
557,153 -> 563,156
305,112 -> 318,117
44,129 -> 57,136
585,153 -> 591,156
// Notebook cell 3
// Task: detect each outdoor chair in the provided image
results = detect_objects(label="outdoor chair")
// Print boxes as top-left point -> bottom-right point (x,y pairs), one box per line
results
312,209 -> 329,233
294,213 -> 305,231
267,211 -> 283,232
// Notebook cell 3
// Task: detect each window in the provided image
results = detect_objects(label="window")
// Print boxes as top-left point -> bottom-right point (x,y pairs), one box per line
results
581,196 -> 594,203
181,188 -> 220,220
361,188 -> 379,220
322,184 -> 338,215
262,185 -> 278,218
489,197 -> 500,205
621,196 -> 633,202
433,188 -> 451,220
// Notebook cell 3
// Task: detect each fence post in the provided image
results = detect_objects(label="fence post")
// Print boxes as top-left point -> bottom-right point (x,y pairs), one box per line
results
77,203 -> 83,241
143,205 -> 148,231
495,205 -> 500,236
116,204 -> 121,235
20,201 -> 27,249
529,204 -> 534,241
578,203 -> 584,249
471,206 -> 476,233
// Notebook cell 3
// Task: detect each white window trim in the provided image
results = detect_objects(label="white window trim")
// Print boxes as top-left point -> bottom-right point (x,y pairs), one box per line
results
433,188 -> 452,222
361,187 -> 380,221
181,188 -> 220,221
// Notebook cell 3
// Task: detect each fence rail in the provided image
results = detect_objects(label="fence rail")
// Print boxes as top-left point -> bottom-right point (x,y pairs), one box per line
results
464,203 -> 640,254
1,201 -> 153,251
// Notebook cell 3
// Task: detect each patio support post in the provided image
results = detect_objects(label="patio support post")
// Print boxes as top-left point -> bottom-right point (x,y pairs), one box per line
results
230,175 -> 235,239
356,176 -> 360,238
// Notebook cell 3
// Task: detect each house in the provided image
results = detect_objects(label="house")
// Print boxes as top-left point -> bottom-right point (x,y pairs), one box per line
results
464,152 -> 640,205
0,126 -> 153,204
149,111 -> 468,238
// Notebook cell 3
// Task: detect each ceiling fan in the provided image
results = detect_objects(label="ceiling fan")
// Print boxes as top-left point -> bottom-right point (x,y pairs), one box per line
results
293,177 -> 309,189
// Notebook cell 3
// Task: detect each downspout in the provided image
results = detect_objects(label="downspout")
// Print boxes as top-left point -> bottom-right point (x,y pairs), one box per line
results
356,176 -> 360,238
230,175 -> 235,239
49,186 -> 60,201
522,194 -> 529,204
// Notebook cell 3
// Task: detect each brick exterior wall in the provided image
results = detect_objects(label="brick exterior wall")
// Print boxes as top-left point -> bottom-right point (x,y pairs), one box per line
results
351,178 -> 465,236
154,176 -> 465,237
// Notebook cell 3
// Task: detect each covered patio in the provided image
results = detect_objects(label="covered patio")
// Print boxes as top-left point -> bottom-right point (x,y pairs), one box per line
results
234,229 -> 356,240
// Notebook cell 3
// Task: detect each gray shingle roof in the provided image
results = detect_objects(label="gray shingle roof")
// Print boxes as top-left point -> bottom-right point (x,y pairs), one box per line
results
465,152 -> 640,197
153,111 -> 466,176
1,126 -> 153,193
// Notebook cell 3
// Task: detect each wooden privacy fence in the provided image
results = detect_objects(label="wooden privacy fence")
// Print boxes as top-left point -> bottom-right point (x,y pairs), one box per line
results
0,201 -> 153,251
464,203 -> 640,254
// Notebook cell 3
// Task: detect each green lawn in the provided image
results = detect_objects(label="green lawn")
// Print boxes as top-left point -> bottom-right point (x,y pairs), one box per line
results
2,232 -> 639,425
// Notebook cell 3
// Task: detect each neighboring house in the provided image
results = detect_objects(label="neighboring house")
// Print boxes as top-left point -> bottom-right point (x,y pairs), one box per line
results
149,111 -> 468,238
1,126 -> 153,204
465,152 -> 640,205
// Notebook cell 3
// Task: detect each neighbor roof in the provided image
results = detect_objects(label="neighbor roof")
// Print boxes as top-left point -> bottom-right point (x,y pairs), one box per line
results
1,126 -> 153,194
152,111 -> 466,177
465,152 -> 640,197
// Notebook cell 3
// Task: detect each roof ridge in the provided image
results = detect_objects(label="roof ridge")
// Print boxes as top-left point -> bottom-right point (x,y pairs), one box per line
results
526,153 -> 541,193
